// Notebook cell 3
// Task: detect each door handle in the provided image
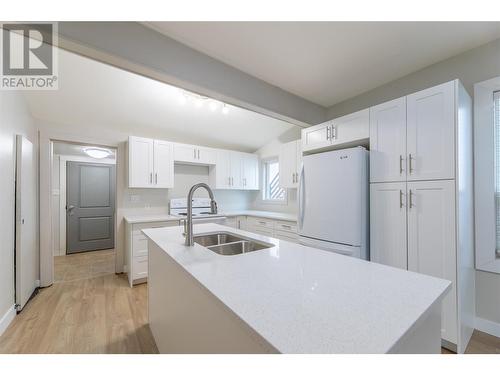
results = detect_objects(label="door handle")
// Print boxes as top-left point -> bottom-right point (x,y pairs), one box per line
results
409,189 -> 414,208
67,205 -> 75,216
150,172 -> 153,184
331,125 -> 337,140
408,153 -> 414,174
399,155 -> 404,174
155,173 -> 158,184
197,149 -> 200,159
399,190 -> 404,208
194,149 -> 196,159
326,125 -> 331,141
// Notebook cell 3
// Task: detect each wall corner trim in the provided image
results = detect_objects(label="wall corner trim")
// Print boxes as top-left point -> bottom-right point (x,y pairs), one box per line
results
0,305 -> 16,336
475,316 -> 500,339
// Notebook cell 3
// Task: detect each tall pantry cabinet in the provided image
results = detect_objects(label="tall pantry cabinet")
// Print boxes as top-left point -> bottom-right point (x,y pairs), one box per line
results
369,80 -> 475,353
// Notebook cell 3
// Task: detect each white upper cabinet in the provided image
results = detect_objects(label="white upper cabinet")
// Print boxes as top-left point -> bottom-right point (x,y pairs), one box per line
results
128,136 -> 154,188
279,140 -> 302,189
302,109 -> 369,154
209,150 -> 259,190
174,143 -> 217,165
407,179 -> 457,344
241,154 -> 259,190
331,108 -> 370,147
370,182 -> 408,270
153,140 -> 174,188
302,121 -> 332,153
369,97 -> 407,183
406,81 -> 455,181
128,136 -> 174,188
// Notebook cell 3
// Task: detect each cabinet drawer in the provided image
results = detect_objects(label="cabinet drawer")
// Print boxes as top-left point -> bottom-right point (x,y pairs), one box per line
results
274,230 -> 299,243
132,221 -> 176,236
247,216 -> 275,230
132,234 -> 148,257
252,227 -> 274,236
274,220 -> 297,233
133,256 -> 148,280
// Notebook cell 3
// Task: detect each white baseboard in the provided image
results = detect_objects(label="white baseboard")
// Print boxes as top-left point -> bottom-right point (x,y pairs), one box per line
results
0,305 -> 16,336
475,317 -> 500,339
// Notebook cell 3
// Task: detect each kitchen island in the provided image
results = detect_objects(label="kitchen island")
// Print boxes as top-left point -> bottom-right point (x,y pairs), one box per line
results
143,223 -> 451,354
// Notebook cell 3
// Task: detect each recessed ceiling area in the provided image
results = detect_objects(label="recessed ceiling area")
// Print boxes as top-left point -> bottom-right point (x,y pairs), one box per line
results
22,48 -> 297,153
144,22 -> 500,107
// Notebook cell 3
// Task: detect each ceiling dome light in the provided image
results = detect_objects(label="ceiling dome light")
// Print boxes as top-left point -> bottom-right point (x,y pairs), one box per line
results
209,100 -> 218,112
221,104 -> 229,115
84,147 -> 111,159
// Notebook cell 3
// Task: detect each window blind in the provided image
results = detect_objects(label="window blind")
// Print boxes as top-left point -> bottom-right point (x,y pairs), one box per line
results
494,91 -> 500,256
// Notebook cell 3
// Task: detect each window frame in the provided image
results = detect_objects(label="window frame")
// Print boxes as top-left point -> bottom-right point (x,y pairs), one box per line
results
474,77 -> 500,274
260,158 -> 287,205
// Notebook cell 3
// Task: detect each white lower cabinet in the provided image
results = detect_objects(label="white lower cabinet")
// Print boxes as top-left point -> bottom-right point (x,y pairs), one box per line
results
243,216 -> 298,242
370,182 -> 407,270
125,220 -> 180,287
370,179 -> 461,350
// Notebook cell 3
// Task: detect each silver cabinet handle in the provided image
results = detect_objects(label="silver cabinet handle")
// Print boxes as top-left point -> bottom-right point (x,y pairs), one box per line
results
194,149 -> 196,159
408,153 -> 414,174
282,224 -> 292,229
326,125 -> 331,141
331,125 -> 337,140
197,149 -> 200,159
150,172 -> 153,184
399,155 -> 404,174
228,177 -> 231,186
409,189 -> 414,208
399,190 -> 404,208
155,173 -> 158,184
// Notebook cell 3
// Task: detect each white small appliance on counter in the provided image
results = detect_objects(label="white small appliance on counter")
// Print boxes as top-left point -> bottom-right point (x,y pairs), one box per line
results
169,197 -> 226,223
298,146 -> 369,259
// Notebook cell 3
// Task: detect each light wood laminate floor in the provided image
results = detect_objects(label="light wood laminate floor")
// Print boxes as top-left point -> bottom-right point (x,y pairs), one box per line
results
0,250 -> 499,354
0,249 -> 158,354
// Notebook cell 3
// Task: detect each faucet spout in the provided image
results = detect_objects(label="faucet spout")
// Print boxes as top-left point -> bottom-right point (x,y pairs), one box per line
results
185,183 -> 217,246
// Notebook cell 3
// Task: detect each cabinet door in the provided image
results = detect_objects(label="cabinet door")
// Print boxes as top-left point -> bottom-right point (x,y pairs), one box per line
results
242,154 -> 259,190
301,121 -> 332,153
173,143 -> 197,163
296,140 -> 303,179
230,152 -> 243,189
215,151 -> 231,189
128,136 -> 154,188
331,108 -> 369,146
370,182 -> 407,269
407,81 -> 455,181
370,97 -> 407,183
279,141 -> 297,188
407,180 -> 457,344
198,147 -> 217,165
153,140 -> 174,188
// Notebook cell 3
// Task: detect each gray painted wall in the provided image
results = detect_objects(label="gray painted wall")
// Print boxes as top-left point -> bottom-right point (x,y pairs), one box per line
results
326,37 -> 500,327
57,22 -> 326,126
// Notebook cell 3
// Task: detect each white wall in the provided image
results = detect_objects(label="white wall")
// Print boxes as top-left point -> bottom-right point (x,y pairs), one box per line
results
326,38 -> 500,328
0,91 -> 37,330
251,127 -> 301,214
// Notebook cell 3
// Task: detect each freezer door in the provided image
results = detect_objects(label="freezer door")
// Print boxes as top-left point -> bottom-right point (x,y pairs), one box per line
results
298,147 -> 367,246
299,236 -> 363,258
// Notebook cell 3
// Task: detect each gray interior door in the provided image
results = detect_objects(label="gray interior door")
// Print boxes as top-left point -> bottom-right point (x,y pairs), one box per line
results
67,161 -> 116,254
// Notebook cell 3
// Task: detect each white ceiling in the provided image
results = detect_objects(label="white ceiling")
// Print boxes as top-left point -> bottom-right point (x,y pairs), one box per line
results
23,48 -> 295,153
53,142 -> 116,159
145,22 -> 500,107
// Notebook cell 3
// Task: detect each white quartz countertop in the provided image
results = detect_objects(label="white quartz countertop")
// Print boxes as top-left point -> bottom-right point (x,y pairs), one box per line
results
142,223 -> 451,354
124,210 -> 297,224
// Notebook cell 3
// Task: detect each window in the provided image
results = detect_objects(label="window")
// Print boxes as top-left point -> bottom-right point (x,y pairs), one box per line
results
494,91 -> 500,255
262,159 -> 286,202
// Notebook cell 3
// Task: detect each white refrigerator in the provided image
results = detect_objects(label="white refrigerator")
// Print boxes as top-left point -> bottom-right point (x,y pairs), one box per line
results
298,147 -> 369,259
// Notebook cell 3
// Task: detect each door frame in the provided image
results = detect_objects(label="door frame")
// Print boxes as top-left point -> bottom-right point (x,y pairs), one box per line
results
56,155 -> 116,256
39,131 -> 122,287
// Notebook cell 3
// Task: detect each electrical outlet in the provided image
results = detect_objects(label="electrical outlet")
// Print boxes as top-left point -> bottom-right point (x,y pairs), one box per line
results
130,194 -> 140,203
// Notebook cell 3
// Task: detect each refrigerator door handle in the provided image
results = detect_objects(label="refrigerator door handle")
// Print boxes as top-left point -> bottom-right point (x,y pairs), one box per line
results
298,165 -> 305,230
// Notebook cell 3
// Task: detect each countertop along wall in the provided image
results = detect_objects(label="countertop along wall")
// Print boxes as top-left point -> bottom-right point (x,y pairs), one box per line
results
326,37 -> 500,330
0,91 -> 38,333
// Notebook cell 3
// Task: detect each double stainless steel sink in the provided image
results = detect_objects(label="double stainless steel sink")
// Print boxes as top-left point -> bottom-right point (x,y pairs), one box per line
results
193,231 -> 273,256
